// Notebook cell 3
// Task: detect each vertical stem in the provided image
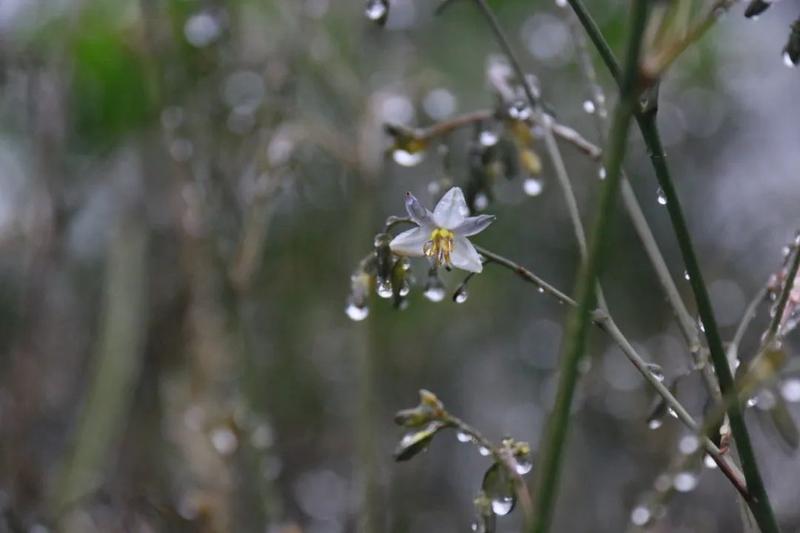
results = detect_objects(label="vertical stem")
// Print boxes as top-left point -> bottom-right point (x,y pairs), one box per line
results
638,115 -> 780,533
528,2 -> 649,531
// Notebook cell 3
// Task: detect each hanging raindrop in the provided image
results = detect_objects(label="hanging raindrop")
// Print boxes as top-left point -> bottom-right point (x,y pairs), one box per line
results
454,288 -> 469,304
364,0 -> 389,25
345,302 -> 370,321
582,100 -> 596,114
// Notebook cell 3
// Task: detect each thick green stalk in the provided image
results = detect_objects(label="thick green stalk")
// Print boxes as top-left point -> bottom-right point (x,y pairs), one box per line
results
563,3 -> 781,531
528,2 -> 649,531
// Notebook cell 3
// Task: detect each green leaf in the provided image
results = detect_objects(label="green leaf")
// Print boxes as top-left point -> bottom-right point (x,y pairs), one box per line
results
393,421 -> 445,462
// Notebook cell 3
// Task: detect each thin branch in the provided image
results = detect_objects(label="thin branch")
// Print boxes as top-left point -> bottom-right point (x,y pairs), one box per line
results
765,244 -> 800,342
565,2 -> 781,530
385,109 -> 601,159
475,245 -> 749,500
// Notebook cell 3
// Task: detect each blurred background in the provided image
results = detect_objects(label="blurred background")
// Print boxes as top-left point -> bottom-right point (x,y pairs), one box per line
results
0,0 -> 799,531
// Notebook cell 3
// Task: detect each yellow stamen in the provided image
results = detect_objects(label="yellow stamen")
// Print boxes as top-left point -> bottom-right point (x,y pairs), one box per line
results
423,228 -> 455,267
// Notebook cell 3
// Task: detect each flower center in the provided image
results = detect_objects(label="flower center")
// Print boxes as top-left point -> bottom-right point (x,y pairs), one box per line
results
423,228 -> 455,267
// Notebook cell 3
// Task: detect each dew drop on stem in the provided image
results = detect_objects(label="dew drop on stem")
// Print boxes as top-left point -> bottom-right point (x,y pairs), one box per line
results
656,187 -> 667,205
582,100 -> 596,114
456,431 -> 472,443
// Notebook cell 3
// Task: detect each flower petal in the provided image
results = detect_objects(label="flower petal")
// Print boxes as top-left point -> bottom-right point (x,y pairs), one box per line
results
453,214 -> 495,237
451,235 -> 483,273
389,227 -> 429,257
433,187 -> 469,230
405,192 -> 433,227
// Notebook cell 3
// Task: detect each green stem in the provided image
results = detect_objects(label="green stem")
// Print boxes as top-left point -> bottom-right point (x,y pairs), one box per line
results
639,116 -> 779,533
528,2 -> 649,531
564,3 -> 781,531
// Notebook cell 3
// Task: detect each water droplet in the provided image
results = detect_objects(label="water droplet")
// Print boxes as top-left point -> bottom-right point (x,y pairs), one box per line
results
554,0 -> 568,7
704,454 -> 718,469
597,167 -> 606,180
667,407 -> 679,419
399,283 -> 410,297
656,187 -> 667,205
746,396 -> 758,408
392,149 -> 425,167
646,363 -> 665,382
673,471 -> 698,492
783,51 -> 796,68
454,289 -> 469,304
648,418 -> 663,430
523,177 -> 544,196
210,427 -> 238,456
537,286 -> 545,293
364,0 -> 388,23
683,270 -> 690,281
630,505 -> 651,526
697,318 -> 705,333
479,130 -> 499,147
474,193 -> 489,211
345,303 -> 369,321
184,11 -> 222,48
582,99 -> 596,114
478,445 -> 491,456
424,285 -> 446,302
491,496 -> 514,516
508,101 -> 531,121
515,458 -> 533,475
678,435 -> 699,455
456,431 -> 473,443
471,521 -> 479,532
781,378 -> 800,402
377,280 -> 393,298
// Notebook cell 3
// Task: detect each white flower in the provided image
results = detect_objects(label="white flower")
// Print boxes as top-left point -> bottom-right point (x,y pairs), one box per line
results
389,187 -> 495,273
